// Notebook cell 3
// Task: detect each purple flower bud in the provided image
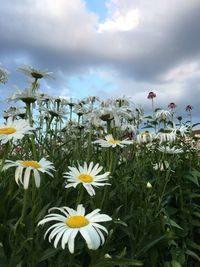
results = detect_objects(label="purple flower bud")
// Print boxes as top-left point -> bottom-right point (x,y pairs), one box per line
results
147,91 -> 156,99
168,102 -> 176,109
185,105 -> 193,111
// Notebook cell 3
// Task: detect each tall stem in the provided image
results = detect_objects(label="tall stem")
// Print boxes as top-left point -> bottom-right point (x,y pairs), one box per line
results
0,142 -> 9,173
26,103 -> 38,161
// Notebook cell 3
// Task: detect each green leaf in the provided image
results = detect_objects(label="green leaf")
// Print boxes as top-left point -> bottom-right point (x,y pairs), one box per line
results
166,219 -> 184,230
171,260 -> 182,267
136,235 -> 166,256
192,211 -> 200,219
35,203 -> 52,222
144,116 -> 153,119
142,125 -> 154,129
102,258 -> 143,266
164,260 -> 182,267
192,123 -> 200,127
185,174 -> 199,186
191,219 -> 200,227
191,169 -> 200,177
113,219 -> 128,227
190,193 -> 200,199
186,249 -> 200,262
187,240 -> 200,252
39,248 -> 60,262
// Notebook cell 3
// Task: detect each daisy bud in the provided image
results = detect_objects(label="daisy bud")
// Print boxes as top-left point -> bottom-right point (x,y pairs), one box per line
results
146,182 -> 152,188
104,254 -> 112,259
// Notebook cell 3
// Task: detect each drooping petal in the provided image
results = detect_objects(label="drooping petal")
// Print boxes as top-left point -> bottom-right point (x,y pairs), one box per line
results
54,227 -> 68,248
61,228 -> 74,249
44,223 -> 64,239
34,169 -> 41,188
23,167 -> 32,189
68,229 -> 78,253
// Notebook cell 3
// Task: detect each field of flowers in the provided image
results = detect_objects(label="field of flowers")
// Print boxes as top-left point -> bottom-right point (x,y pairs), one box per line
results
0,66 -> 200,267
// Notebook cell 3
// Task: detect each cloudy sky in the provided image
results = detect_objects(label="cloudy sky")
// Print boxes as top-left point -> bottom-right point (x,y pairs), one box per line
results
0,0 -> 200,120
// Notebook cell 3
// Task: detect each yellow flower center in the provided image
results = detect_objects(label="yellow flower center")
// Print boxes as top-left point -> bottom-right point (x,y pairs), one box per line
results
141,131 -> 149,137
0,127 -> 16,135
66,216 -> 89,228
21,161 -> 41,169
108,138 -> 121,145
78,173 -> 93,183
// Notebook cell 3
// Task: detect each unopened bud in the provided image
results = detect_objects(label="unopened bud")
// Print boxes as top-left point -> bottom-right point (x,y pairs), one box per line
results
104,254 -> 112,259
146,182 -> 152,188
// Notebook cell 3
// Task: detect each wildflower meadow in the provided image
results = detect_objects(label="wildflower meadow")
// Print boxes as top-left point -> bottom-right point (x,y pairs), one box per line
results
0,66 -> 200,267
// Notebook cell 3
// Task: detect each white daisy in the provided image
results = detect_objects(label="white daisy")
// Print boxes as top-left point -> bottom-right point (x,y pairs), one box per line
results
3,158 -> 55,189
121,123 -> 136,133
93,134 -> 133,148
17,65 -> 53,80
158,146 -> 184,154
155,109 -> 171,121
156,131 -> 176,144
39,106 -> 68,119
64,162 -> 110,196
3,107 -> 26,120
168,125 -> 189,138
8,88 -> 38,104
136,131 -> 155,143
0,66 -> 9,84
0,117 -> 33,144
153,160 -> 170,171
38,204 -> 112,253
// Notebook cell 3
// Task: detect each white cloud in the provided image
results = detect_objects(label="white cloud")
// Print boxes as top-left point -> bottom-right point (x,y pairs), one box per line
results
0,0 -> 200,118
159,62 -> 200,82
0,0 -> 98,50
98,8 -> 140,32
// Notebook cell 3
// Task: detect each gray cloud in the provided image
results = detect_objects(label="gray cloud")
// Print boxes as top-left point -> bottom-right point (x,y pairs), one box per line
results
0,0 -> 200,122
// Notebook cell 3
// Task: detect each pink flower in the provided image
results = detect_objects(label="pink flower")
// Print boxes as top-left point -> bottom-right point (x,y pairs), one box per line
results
185,105 -> 193,111
15,146 -> 22,153
147,91 -> 156,99
168,102 -> 176,109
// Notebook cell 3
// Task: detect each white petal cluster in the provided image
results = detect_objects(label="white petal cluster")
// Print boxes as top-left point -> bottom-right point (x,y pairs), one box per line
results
155,109 -> 171,121
8,88 -> 38,103
156,131 -> 176,144
153,160 -> 170,171
3,107 -> 26,119
38,204 -> 112,253
168,125 -> 190,138
3,158 -> 55,189
0,67 -> 9,84
136,131 -> 155,143
64,162 -> 110,196
121,123 -> 136,133
158,146 -> 184,154
0,117 -> 33,144
94,134 -> 133,148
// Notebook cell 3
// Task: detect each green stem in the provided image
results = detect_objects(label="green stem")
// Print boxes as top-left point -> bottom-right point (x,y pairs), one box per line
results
76,187 -> 84,205
32,78 -> 39,93
26,103 -> 38,160
151,98 -> 156,120
156,168 -> 171,217
87,124 -> 93,161
100,148 -> 113,209
0,142 -> 9,173
19,189 -> 29,224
